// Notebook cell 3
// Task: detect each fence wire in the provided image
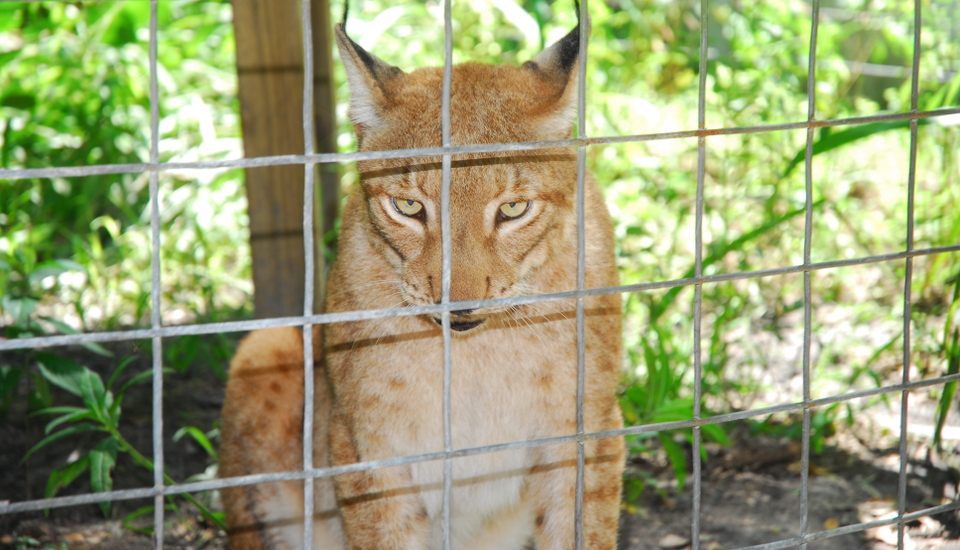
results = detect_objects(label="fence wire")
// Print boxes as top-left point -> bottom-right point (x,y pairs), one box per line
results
299,0 -> 318,546
1,1 -> 959,550
798,2 -> 821,549
691,0 -> 710,548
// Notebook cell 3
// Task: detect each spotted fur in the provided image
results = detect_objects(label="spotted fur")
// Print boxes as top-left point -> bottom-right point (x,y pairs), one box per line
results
220,18 -> 624,550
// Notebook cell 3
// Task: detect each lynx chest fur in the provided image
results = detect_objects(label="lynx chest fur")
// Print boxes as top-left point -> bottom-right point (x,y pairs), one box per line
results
219,18 -> 625,550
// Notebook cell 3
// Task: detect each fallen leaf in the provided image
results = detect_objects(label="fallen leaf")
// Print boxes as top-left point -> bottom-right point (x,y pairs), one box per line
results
867,524 -> 914,550
64,532 -> 85,543
659,533 -> 690,548
823,517 -> 840,530
917,515 -> 940,533
858,499 -> 896,521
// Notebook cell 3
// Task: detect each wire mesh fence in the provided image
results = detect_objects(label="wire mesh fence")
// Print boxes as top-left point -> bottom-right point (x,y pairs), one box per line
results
1,0 -> 959,549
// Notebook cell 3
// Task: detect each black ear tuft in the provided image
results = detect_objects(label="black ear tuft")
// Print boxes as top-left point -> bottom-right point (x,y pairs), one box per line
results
337,1 -> 401,79
342,26 -> 391,78
552,24 -> 581,75
554,0 -> 585,73
338,3 -> 396,79
520,4 -> 587,139
526,4 -> 587,84
334,8 -> 405,135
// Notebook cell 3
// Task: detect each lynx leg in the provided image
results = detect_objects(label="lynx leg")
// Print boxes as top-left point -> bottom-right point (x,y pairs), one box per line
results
329,413 -> 432,550
221,327 -> 345,550
311,332 -> 347,550
527,434 -> 623,550
527,444 -> 578,550
581,435 -> 625,550
220,479 -> 304,550
220,328 -> 306,549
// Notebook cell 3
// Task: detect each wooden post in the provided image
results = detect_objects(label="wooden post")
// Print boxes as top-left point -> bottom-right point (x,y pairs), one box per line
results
312,0 -> 339,303
232,0 -> 338,318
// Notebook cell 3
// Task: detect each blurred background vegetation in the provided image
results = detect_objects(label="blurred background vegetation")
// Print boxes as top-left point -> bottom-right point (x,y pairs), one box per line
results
0,0 -> 958,518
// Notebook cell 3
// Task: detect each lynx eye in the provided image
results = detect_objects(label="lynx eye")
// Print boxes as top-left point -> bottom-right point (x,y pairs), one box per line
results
393,198 -> 424,218
499,200 -> 530,220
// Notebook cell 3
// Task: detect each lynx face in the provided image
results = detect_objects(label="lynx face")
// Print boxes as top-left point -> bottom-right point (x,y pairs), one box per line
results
339,28 -> 584,332
360,154 -> 575,331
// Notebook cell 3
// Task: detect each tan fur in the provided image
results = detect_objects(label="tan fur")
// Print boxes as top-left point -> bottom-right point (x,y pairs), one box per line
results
221,21 -> 624,550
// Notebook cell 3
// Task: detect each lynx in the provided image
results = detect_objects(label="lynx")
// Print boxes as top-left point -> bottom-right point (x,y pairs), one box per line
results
219,14 -> 624,550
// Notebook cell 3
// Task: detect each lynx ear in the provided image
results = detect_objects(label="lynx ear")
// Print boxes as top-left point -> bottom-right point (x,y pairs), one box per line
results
528,24 -> 582,84
334,23 -> 404,139
523,22 -> 586,139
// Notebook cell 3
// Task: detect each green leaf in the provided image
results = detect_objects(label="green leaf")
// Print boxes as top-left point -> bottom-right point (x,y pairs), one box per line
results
173,426 -> 218,461
659,431 -> 687,492
35,353 -> 84,397
0,51 -> 16,71
28,373 -> 53,411
207,511 -> 227,527
1,295 -> 39,328
122,505 -> 157,535
618,394 -> 640,425
109,367 -> 160,421
45,456 -> 90,499
103,3 -> 149,47
102,391 -> 117,425
44,408 -> 97,435
27,260 -> 75,285
82,370 -> 107,405
783,120 -> 930,178
0,366 -> 22,400
22,424 -> 100,463
78,368 -> 108,423
653,398 -> 695,417
30,406 -> 89,417
116,368 -> 155,398
0,4 -> 23,32
166,334 -> 207,373
40,317 -> 113,357
924,68 -> 960,111
934,325 -> 959,451
90,436 -> 119,517
0,94 -> 35,110
701,422 -> 731,446
105,356 -> 137,391
650,202 -> 816,324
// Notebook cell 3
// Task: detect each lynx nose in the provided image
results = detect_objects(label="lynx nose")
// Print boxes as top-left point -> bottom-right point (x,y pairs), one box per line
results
430,305 -> 484,332
432,302 -> 475,317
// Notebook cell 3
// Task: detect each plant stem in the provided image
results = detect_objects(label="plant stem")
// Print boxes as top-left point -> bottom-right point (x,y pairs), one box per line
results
107,425 -> 227,531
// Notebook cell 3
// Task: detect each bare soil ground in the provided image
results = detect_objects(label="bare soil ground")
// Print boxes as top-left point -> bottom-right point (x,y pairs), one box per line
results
621,430 -> 960,550
1,337 -> 958,550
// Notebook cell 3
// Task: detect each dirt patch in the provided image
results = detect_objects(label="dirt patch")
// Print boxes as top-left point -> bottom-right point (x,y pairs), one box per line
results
620,431 -> 960,550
